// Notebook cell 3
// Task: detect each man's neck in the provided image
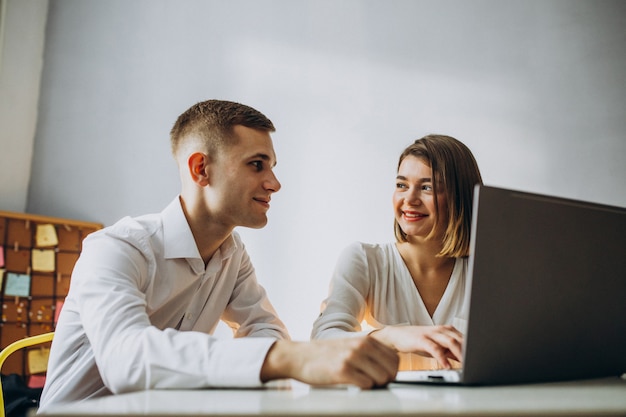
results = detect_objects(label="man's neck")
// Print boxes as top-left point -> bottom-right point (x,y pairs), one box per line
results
179,195 -> 233,265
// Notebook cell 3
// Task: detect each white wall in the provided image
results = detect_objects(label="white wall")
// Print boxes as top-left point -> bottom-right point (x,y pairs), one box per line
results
6,0 -> 626,340
0,0 -> 48,212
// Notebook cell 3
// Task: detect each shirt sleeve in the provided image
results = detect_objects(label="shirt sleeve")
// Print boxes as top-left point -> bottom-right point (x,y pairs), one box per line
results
73,230 -> 276,393
310,242 -> 373,340
221,246 -> 290,340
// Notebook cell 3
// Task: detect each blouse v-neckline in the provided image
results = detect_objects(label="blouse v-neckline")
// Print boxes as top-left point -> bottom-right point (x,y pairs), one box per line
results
390,244 -> 461,325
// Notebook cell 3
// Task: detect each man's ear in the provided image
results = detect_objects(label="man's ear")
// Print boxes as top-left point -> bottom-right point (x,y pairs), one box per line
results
188,152 -> 210,186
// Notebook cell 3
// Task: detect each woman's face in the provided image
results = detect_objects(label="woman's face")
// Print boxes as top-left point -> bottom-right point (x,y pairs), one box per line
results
393,155 -> 448,241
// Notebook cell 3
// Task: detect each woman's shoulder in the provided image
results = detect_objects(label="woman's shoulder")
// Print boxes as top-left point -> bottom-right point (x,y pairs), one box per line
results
340,241 -> 397,262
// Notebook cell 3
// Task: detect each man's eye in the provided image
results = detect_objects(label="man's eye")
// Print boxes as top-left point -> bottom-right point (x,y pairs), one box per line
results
396,183 -> 407,189
250,161 -> 263,171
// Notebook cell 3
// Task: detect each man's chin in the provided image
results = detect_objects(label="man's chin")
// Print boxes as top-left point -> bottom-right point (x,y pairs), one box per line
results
241,218 -> 268,229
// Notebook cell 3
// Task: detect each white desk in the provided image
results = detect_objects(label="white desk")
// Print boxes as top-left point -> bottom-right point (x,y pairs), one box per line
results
42,377 -> 626,417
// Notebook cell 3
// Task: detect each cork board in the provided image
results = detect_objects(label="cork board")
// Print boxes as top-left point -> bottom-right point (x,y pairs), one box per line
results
0,210 -> 102,379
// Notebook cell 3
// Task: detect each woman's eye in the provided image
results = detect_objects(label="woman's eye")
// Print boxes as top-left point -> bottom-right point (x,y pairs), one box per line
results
396,183 -> 407,189
422,184 -> 433,191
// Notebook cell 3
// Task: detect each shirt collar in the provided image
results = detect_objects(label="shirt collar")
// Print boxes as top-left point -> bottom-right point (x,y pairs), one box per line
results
162,197 -> 199,260
162,196 -> 238,261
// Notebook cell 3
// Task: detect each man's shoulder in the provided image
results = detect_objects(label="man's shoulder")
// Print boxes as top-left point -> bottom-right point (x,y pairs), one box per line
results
88,213 -> 162,249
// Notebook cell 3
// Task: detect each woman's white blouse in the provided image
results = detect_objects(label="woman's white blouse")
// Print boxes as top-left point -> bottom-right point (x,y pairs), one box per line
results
312,241 -> 470,339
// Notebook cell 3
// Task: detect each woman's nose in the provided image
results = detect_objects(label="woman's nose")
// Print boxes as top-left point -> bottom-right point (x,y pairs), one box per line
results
405,188 -> 422,205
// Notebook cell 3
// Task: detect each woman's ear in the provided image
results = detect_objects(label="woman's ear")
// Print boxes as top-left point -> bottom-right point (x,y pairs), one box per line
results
188,152 -> 210,186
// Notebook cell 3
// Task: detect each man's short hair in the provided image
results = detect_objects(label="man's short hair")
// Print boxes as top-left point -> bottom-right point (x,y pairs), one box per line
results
170,99 -> 275,159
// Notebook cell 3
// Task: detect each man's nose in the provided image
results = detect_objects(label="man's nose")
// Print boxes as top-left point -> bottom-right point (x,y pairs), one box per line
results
265,171 -> 281,192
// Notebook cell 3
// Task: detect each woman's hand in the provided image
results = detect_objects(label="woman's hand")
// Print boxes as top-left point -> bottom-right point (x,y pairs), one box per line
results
369,325 -> 463,369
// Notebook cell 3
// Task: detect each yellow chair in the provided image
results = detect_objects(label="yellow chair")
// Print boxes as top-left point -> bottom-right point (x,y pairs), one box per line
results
0,332 -> 54,417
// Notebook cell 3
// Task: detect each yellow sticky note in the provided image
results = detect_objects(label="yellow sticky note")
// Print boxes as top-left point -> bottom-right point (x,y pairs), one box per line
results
32,249 -> 56,272
28,348 -> 51,374
36,224 -> 58,247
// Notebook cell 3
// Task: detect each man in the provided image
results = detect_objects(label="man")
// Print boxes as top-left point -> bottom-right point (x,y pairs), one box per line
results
38,100 -> 399,412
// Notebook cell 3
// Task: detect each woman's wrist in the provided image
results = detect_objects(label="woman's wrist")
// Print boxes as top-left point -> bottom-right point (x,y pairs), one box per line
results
368,326 -> 395,349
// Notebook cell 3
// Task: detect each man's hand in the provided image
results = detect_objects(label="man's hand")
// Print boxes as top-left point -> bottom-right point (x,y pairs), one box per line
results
370,325 -> 463,369
260,336 -> 399,389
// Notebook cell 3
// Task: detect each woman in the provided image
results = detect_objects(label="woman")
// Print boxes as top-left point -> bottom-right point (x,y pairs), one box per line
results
311,134 -> 483,370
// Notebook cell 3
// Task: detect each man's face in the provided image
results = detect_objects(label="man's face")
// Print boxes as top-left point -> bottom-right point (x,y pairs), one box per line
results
207,125 -> 281,229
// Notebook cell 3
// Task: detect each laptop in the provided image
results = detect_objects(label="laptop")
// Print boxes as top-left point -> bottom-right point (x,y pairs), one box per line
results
395,184 -> 626,385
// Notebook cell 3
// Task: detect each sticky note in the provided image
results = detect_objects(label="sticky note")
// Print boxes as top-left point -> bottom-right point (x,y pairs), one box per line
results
28,348 -> 51,374
54,300 -> 64,324
32,249 -> 56,272
5,272 -> 31,297
0,246 -> 4,267
27,374 -> 47,389
36,224 -> 58,247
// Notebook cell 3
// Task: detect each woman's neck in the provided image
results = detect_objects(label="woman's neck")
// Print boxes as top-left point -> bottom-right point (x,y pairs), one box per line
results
396,240 -> 456,317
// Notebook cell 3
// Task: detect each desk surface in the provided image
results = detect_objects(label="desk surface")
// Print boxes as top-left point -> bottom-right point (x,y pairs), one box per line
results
43,377 -> 626,417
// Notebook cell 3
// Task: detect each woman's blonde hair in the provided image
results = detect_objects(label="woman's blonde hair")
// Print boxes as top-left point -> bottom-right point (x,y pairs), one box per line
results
394,134 -> 483,258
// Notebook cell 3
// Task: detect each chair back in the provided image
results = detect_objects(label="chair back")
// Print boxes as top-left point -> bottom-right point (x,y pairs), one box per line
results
0,332 -> 54,417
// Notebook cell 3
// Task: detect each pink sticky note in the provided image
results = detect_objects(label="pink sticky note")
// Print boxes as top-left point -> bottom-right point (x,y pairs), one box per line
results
28,375 -> 47,389
55,300 -> 64,324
